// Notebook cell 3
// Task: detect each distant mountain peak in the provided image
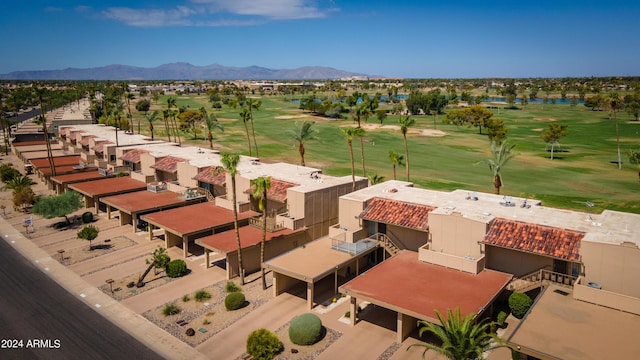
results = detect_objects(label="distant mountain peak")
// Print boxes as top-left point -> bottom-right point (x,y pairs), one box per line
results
0,63 -> 367,81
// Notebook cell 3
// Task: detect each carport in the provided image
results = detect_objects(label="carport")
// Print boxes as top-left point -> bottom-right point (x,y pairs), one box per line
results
100,190 -> 206,232
140,202 -> 258,258
263,236 -> 379,310
339,250 -> 512,342
49,169 -> 113,194
68,177 -> 147,213
196,225 -> 307,280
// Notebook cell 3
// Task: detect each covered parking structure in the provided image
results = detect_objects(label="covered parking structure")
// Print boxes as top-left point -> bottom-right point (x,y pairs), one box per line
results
140,202 -> 258,258
49,169 -> 113,194
100,190 -> 206,233
263,236 -> 379,310
339,250 -> 512,343
68,177 -> 147,213
196,225 -> 307,280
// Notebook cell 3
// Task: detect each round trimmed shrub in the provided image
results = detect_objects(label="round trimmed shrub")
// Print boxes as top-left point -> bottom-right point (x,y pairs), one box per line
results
246,328 -> 282,360
289,313 -> 323,346
225,292 -> 245,311
81,211 -> 94,223
165,259 -> 188,278
508,292 -> 533,319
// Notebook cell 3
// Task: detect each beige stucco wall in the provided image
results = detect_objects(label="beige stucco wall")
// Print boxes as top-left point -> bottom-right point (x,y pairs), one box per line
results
428,212 -> 486,259
384,224 -> 428,251
580,241 -> 640,298
177,162 -> 199,188
139,153 -> 158,176
485,246 -> 553,277
337,197 -> 367,235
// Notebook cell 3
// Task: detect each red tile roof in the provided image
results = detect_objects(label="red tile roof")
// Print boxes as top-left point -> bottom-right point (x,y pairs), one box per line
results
245,179 -> 298,203
79,135 -> 96,146
30,155 -> 81,168
483,218 -> 584,262
197,226 -> 299,253
359,197 -> 435,231
93,141 -> 113,153
121,148 -> 148,163
193,166 -> 226,186
150,156 -> 186,173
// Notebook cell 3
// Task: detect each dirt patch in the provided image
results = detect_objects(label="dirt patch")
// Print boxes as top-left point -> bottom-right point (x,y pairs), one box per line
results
532,128 -> 543,132
56,235 -> 136,265
274,115 -> 310,120
98,266 -> 181,300
421,129 -> 446,137
143,275 -> 273,347
533,117 -> 557,122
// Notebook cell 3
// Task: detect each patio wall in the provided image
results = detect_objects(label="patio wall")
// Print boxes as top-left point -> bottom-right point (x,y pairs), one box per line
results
574,277 -> 640,316
485,246 -> 553,277
428,212 -> 487,260
580,240 -> 640,299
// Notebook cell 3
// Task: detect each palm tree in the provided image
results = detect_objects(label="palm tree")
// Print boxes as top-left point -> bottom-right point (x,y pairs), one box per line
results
2,174 -> 34,192
288,121 -> 318,167
245,98 -> 261,157
388,151 -> 404,180
367,173 -> 385,185
217,152 -> 245,285
353,127 -> 366,177
162,109 -> 172,142
398,116 -> 415,181
252,176 -> 271,290
408,307 -> 507,360
341,127 -> 358,191
239,108 -> 253,156
124,91 -> 134,131
145,110 -> 159,141
607,92 -> 623,169
109,100 -> 124,147
204,112 -> 224,149
352,102 -> 372,128
35,86 -> 56,177
628,149 -> 640,182
170,110 -> 181,145
484,141 -> 516,195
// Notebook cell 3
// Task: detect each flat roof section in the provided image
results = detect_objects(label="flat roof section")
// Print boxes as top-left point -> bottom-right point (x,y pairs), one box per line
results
30,155 -> 80,168
140,202 -> 258,237
50,169 -> 106,185
340,251 -> 512,324
508,285 -> 640,360
68,177 -> 147,197
264,236 -> 374,282
100,190 -> 199,215
196,226 -> 300,253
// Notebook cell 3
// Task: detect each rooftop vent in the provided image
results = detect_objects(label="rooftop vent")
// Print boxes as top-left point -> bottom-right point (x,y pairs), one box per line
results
481,211 -> 491,216
389,188 -> 398,193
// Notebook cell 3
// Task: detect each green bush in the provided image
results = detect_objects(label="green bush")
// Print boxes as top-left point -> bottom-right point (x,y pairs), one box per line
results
195,289 -> 212,302
162,302 -> 180,316
496,311 -> 508,328
246,328 -> 282,360
182,294 -> 190,302
0,164 -> 20,183
289,313 -> 323,346
226,281 -> 242,293
508,292 -> 533,319
165,259 -> 188,278
225,292 -> 245,311
81,211 -> 94,223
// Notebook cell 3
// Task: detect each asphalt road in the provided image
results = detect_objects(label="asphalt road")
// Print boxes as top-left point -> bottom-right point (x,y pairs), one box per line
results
0,238 -> 163,360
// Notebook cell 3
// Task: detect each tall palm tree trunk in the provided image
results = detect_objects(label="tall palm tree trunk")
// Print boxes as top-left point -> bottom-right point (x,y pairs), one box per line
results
359,137 -> 366,177
249,114 -> 259,157
615,115 -> 621,169
392,164 -> 397,180
348,140 -> 355,191
403,135 -> 410,181
231,177 -> 245,285
260,188 -> 268,290
494,175 -> 502,195
38,94 -> 56,177
298,143 -> 306,167
243,120 -> 252,156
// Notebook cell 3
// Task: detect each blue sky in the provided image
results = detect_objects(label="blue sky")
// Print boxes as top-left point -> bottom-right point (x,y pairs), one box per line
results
1,0 -> 639,78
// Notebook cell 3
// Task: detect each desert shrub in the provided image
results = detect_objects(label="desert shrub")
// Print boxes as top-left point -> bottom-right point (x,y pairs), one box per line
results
0,164 -> 20,182
344,311 -> 350,318
226,281 -> 242,293
289,313 -> 323,346
182,294 -> 190,302
195,289 -> 211,302
162,302 -> 180,316
225,292 -> 245,311
203,318 -> 211,325
246,328 -> 282,360
496,311 -> 508,328
81,211 -> 94,223
508,292 -> 533,319
165,259 -> 188,278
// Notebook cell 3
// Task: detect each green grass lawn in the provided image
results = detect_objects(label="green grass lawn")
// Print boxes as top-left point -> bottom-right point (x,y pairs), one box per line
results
133,95 -> 640,214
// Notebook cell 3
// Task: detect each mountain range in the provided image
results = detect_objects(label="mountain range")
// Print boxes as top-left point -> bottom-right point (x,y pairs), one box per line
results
0,62 -> 368,81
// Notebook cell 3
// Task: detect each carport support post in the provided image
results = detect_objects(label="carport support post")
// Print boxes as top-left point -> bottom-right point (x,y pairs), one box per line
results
349,297 -> 357,326
307,282 -> 314,310
397,312 -> 415,343
148,225 -> 153,241
182,236 -> 188,258
106,205 -> 111,220
131,212 -> 137,233
205,249 -> 210,269
94,196 -> 99,214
